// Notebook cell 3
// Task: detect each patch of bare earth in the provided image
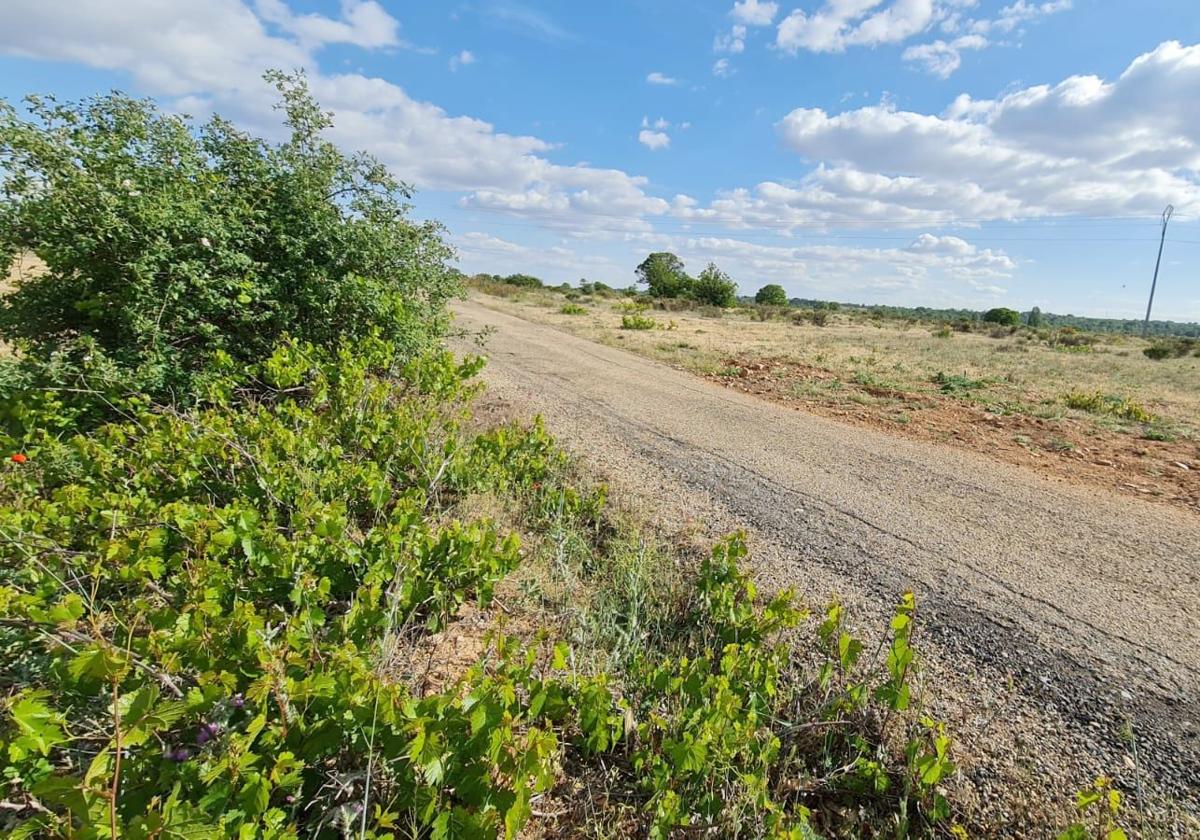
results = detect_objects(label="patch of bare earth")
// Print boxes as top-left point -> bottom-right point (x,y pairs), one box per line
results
707,355 -> 1200,513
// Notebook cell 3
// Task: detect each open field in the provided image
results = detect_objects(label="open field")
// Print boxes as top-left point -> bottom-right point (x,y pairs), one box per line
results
468,282 -> 1200,513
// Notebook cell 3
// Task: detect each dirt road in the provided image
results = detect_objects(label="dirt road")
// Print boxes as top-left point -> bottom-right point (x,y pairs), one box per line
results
452,297 -> 1200,810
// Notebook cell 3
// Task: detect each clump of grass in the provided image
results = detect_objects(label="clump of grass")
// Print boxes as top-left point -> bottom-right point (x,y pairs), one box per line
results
932,371 -> 988,394
1062,390 -> 1155,423
560,302 -> 588,315
621,313 -> 658,330
931,325 -> 953,339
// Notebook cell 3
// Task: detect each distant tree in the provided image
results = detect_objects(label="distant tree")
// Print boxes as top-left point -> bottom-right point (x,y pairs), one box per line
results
983,307 -> 1020,326
503,273 -> 543,288
692,263 -> 738,307
754,284 -> 789,306
636,252 -> 692,298
1026,306 -> 1043,327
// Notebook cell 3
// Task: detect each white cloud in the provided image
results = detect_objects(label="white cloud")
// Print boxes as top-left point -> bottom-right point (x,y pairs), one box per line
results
774,41 -> 1200,222
714,24 -> 747,53
449,49 -> 475,71
646,71 -> 678,85
776,0 -> 1069,73
254,0 -> 400,50
0,0 -> 670,229
902,34 -> 987,78
731,0 -> 779,26
638,129 -> 671,151
978,0 -> 1072,35
713,58 -> 734,77
777,0 -> 937,54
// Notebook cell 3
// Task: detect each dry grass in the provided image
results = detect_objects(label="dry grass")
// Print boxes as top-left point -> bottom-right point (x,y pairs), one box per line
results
469,286 -> 1200,511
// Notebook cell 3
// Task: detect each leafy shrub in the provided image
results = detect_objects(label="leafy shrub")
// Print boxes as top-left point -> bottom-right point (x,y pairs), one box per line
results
1143,338 -> 1197,359
755,284 -> 789,306
621,313 -> 658,330
0,339 -> 581,837
933,371 -> 988,394
983,307 -> 1021,326
1062,390 -> 1155,423
692,263 -> 738,308
932,325 -> 953,339
559,303 -> 588,315
0,73 -> 457,421
636,252 -> 692,299
793,309 -> 829,327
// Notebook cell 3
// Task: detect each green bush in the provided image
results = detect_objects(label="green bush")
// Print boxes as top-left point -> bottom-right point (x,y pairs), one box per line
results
0,72 -> 457,425
1062,390 -> 1154,423
0,340 -> 582,837
692,263 -> 738,308
559,303 -> 588,315
621,313 -> 658,330
754,284 -> 789,306
635,252 -> 692,299
983,308 -> 1021,326
1143,338 -> 1197,359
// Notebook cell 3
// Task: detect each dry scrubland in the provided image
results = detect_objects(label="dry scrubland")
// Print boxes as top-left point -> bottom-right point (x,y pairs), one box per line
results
469,282 -> 1200,513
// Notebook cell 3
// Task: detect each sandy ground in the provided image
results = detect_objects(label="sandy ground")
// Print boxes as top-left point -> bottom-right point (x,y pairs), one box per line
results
452,296 -> 1200,834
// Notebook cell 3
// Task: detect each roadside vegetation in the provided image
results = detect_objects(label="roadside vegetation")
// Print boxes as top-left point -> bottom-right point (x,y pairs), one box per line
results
467,272 -> 1200,513
0,77 -> 1142,839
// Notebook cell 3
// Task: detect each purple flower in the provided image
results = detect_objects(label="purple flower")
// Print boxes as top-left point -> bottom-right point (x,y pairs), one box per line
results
167,747 -> 192,762
231,693 -> 245,709
196,722 -> 220,746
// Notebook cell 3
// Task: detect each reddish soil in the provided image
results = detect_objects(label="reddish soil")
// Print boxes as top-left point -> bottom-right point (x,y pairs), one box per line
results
705,356 -> 1200,514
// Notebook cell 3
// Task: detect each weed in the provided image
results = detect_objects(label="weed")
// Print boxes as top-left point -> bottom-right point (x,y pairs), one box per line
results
560,302 -> 588,315
1062,390 -> 1155,423
621,313 -> 658,331
933,371 -> 989,394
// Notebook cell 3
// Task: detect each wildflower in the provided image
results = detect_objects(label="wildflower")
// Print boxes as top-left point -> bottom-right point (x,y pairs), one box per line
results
200,236 -> 211,249
167,747 -> 192,762
230,692 -> 245,709
10,453 -> 27,464
196,722 -> 220,745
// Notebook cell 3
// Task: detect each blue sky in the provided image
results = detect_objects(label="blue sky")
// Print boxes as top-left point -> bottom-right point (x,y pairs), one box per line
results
3,1 -> 1200,319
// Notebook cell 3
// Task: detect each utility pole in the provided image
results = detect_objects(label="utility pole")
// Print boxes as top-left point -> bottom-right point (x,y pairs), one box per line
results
1143,204 -> 1174,337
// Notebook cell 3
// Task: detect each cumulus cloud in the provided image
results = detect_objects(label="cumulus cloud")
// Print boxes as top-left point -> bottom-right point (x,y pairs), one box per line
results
254,0 -> 401,50
646,71 -> 678,85
638,129 -> 671,151
777,0 -> 937,54
774,41 -> 1200,222
448,49 -> 475,71
775,0 -> 1070,75
713,58 -> 734,77
714,24 -> 747,53
731,0 -> 779,26
902,34 -> 987,78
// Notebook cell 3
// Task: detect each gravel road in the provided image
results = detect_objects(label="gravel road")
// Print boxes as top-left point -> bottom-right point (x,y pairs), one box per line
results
452,297 -> 1200,815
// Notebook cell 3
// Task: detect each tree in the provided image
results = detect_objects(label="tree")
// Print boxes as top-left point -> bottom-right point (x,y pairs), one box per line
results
1026,306 -> 1043,327
693,263 -> 738,307
983,307 -> 1020,326
755,284 -> 788,306
636,252 -> 691,298
0,71 -> 457,413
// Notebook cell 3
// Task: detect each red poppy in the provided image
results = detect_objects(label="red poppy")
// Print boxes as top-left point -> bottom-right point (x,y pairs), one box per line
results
10,453 -> 27,464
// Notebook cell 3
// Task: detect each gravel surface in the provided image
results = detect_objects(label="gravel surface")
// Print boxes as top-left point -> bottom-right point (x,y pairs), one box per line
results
452,297 -> 1200,830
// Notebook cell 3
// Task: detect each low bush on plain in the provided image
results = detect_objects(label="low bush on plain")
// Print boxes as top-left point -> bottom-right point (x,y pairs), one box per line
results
1062,390 -> 1155,423
621,313 -> 658,331
559,303 -> 588,315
